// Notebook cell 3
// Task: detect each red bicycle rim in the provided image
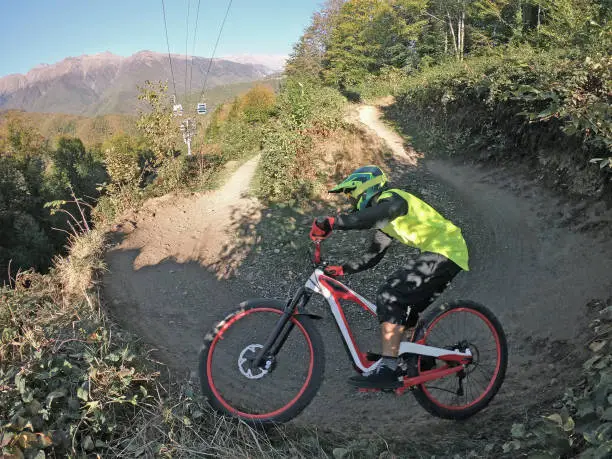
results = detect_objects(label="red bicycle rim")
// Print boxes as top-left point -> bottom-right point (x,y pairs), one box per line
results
420,307 -> 501,410
206,308 -> 315,420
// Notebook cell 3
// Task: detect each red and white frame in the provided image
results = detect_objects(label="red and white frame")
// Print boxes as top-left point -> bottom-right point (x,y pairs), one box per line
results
304,269 -> 472,375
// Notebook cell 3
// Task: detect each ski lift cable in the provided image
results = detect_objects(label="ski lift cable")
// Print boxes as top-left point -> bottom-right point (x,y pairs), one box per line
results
199,0 -> 233,104
188,0 -> 202,98
184,0 -> 190,105
161,0 -> 178,99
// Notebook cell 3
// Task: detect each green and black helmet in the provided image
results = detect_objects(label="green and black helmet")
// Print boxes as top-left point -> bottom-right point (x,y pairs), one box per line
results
329,165 -> 388,211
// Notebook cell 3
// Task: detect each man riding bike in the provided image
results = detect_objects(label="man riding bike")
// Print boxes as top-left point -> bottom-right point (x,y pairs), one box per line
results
311,165 -> 469,390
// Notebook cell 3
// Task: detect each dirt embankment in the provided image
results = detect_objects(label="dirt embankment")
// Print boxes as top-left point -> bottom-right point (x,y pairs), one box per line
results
103,104 -> 612,449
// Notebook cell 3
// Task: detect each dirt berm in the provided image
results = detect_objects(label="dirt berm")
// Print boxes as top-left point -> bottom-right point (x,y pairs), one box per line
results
103,105 -> 612,446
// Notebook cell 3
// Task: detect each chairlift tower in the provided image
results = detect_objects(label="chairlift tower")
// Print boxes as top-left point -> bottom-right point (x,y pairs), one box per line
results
180,118 -> 196,156
171,95 -> 183,117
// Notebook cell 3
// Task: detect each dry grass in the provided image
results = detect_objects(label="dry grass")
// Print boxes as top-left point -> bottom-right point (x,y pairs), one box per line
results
54,229 -> 107,299
110,381 -> 335,458
0,222 -> 374,458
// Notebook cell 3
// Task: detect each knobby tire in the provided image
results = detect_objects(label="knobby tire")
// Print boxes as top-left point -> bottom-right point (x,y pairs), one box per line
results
407,300 -> 508,420
199,303 -> 325,424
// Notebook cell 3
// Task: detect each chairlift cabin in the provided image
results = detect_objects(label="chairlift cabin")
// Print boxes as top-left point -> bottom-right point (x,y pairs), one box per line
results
197,103 -> 207,115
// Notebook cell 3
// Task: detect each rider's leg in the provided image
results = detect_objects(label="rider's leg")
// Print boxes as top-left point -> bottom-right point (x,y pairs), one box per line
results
381,322 -> 405,357
348,253 -> 462,389
379,322 -> 405,371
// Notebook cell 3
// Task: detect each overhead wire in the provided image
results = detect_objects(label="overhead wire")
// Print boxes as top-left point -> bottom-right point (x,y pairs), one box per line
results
184,0 -> 190,104
188,0 -> 202,98
161,0 -> 178,100
199,0 -> 233,103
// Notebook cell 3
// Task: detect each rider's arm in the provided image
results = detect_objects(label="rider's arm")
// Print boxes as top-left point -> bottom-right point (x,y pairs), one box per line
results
343,230 -> 393,274
335,194 -> 407,230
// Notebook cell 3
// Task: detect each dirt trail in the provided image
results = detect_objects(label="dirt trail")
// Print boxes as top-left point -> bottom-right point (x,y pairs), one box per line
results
355,105 -> 611,348
104,106 -> 612,443
357,105 -> 417,164
104,156 -> 262,366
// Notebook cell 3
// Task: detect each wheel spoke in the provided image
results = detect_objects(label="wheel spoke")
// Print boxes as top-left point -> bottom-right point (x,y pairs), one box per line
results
202,308 -> 316,419
416,304 -> 506,412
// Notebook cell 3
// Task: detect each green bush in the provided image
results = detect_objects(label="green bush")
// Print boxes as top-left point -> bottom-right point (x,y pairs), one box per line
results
499,299 -> 612,458
256,121 -> 312,202
217,119 -> 263,161
103,134 -> 144,187
356,66 -> 410,101
151,155 -> 190,195
388,45 -> 611,176
254,78 -> 347,203
0,231 -> 157,458
276,78 -> 346,131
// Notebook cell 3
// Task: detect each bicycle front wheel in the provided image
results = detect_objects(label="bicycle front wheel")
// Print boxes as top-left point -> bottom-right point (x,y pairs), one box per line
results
199,303 -> 325,424
409,300 -> 508,420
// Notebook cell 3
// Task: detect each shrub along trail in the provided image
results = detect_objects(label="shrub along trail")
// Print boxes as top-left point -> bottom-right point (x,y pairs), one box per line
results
103,105 -> 612,447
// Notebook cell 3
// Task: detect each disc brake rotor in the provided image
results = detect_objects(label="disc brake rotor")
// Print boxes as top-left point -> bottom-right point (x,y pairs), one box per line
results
237,344 -> 269,379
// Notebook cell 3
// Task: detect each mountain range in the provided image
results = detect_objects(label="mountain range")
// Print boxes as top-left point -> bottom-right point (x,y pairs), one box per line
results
0,51 -> 286,116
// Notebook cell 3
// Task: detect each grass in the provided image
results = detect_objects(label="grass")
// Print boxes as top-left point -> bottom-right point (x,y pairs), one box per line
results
0,224 -> 300,457
0,166 -> 405,458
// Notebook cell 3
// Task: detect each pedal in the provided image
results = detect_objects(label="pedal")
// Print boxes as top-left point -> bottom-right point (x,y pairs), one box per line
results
366,351 -> 382,361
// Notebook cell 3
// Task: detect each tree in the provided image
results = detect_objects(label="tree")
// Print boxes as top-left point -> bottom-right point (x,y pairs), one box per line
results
322,0 -> 430,85
136,81 -> 180,164
241,85 -> 276,123
286,0 -> 345,79
50,138 -> 104,197
528,0 -> 602,47
323,0 -> 383,87
426,0 -> 472,60
366,0 -> 428,69
5,115 -> 47,159
1,116 -> 48,205
421,0 -> 522,60
0,153 -> 52,276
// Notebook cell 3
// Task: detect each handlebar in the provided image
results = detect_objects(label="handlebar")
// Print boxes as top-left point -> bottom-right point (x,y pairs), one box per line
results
309,218 -> 330,266
315,216 -> 327,226
313,241 -> 322,264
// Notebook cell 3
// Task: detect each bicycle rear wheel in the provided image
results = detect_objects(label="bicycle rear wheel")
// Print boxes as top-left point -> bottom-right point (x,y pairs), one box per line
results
199,302 -> 325,424
408,300 -> 508,420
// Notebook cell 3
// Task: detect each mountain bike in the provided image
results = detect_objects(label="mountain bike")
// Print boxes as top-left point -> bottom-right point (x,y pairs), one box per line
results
198,221 -> 508,424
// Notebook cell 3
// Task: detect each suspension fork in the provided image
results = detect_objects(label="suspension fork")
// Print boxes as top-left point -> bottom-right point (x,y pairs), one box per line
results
252,288 -> 313,367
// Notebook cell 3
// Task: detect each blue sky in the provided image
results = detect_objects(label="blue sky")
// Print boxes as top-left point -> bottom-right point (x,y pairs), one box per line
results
1,0 -> 322,76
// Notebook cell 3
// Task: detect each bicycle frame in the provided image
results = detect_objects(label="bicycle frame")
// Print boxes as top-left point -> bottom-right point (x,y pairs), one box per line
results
304,269 -> 472,377
251,236 -> 473,394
